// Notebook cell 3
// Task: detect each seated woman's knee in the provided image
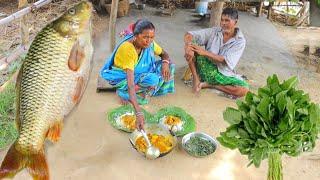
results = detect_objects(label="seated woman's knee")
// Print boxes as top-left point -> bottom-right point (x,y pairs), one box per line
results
140,73 -> 159,87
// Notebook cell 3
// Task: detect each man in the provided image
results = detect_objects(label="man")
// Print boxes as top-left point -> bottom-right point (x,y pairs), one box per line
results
184,7 -> 249,98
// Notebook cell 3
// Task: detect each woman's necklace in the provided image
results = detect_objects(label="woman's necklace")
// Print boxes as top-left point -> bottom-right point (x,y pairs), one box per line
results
132,40 -> 142,55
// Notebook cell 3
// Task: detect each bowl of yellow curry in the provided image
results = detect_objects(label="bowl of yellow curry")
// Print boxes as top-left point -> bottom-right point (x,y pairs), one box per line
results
129,124 -> 177,158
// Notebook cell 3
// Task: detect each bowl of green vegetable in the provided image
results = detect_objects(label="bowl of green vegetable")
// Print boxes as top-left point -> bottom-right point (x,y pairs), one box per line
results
181,132 -> 218,157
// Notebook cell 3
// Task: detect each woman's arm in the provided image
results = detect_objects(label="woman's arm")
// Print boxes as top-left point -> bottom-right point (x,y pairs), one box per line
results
126,69 -> 144,130
159,49 -> 170,81
159,49 -> 170,62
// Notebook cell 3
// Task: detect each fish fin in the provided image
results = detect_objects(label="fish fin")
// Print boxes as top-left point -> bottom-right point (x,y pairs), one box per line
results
0,144 -> 49,180
15,67 -> 23,130
72,76 -> 84,104
26,149 -> 49,180
68,41 -> 85,72
46,121 -> 63,143
0,144 -> 27,178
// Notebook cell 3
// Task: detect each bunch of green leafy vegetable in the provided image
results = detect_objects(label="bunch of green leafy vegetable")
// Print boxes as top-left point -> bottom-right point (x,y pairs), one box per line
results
185,136 -> 216,156
0,83 -> 18,149
217,75 -> 320,180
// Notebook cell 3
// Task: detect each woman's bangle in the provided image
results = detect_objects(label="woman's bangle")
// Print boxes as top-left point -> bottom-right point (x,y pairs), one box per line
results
162,59 -> 170,64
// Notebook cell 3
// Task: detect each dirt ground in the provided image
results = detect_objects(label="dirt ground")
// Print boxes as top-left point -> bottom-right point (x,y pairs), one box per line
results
275,23 -> 320,103
1,4 -> 320,180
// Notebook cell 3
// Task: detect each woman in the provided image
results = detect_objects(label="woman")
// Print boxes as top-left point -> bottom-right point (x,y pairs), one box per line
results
100,19 -> 175,130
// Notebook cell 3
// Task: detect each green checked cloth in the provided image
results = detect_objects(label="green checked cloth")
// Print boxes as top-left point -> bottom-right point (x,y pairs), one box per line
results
196,55 -> 249,88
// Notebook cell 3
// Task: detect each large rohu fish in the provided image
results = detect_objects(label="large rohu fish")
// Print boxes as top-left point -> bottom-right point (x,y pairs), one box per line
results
0,1 -> 93,179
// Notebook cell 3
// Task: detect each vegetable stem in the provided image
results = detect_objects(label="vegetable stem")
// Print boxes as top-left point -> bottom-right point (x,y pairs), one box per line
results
268,152 -> 283,180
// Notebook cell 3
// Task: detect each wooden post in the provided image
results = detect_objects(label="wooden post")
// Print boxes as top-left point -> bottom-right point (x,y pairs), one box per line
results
267,1 -> 274,20
285,0 -> 289,25
18,0 -> 29,46
257,1 -> 263,17
109,0 -> 119,51
209,0 -> 224,27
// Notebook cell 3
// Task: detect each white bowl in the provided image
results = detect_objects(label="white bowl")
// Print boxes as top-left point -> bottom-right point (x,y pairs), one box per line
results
181,132 -> 218,157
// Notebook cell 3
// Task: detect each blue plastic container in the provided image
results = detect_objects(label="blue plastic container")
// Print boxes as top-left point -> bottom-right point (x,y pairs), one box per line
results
195,1 -> 208,15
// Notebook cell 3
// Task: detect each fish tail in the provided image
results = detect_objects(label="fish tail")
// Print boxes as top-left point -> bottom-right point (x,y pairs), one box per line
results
0,143 -> 49,180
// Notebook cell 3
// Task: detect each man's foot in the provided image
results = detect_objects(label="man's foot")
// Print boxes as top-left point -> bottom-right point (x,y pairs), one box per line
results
192,80 -> 202,94
218,92 -> 239,100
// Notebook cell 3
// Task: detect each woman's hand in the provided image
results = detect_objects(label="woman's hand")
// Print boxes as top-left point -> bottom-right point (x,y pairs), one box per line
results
162,62 -> 170,81
190,45 -> 207,56
136,113 -> 145,130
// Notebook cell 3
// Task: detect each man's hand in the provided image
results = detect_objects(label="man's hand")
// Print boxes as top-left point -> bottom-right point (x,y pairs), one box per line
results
184,44 -> 195,62
162,62 -> 170,81
190,45 -> 207,56
136,113 -> 145,130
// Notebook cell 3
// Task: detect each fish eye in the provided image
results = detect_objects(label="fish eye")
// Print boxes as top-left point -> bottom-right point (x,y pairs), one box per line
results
68,8 -> 76,15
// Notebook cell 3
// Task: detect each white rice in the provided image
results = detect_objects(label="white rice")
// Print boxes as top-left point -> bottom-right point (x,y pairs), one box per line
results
159,115 -> 184,133
115,112 -> 135,129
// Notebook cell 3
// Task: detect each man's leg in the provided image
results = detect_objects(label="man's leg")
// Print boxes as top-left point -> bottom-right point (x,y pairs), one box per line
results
186,56 -> 201,93
197,82 -> 248,97
214,85 -> 249,97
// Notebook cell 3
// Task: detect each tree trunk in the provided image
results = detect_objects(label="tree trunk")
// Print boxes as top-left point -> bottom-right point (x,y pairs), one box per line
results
209,1 -> 224,27
18,0 -> 29,46
268,152 -> 283,180
109,0 -> 119,51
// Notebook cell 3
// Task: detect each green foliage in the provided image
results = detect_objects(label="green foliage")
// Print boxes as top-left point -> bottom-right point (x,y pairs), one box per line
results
0,83 -> 15,118
217,74 -> 320,168
0,83 -> 18,149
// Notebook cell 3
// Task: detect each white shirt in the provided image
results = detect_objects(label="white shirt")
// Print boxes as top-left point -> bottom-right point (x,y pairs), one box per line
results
189,27 -> 246,79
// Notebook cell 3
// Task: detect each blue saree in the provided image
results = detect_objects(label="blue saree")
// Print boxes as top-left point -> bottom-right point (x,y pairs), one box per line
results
100,34 -> 175,105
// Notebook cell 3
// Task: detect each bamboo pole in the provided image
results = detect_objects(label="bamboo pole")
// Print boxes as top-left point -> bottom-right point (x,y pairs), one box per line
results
0,0 -> 52,26
0,46 -> 28,71
109,0 -> 119,51
18,0 -> 29,46
0,70 -> 19,93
